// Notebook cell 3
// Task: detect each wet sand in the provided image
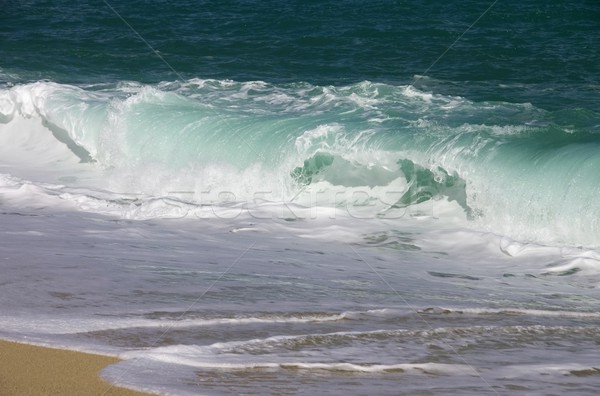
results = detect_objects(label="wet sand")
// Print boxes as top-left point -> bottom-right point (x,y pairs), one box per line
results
0,339 -> 155,395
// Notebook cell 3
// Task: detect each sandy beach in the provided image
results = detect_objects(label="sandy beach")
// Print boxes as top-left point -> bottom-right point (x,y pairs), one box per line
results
0,340 -> 155,396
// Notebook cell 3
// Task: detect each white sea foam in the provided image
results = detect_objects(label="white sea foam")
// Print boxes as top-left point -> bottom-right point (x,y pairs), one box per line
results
419,307 -> 600,318
2,79 -> 599,249
122,342 -> 471,374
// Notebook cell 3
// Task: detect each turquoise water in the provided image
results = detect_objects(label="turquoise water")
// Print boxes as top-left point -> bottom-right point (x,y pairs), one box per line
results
2,0 -> 599,246
2,1 -> 600,395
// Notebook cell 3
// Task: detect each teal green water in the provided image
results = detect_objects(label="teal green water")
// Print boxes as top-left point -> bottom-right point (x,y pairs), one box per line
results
2,1 -> 598,109
1,0 -> 600,245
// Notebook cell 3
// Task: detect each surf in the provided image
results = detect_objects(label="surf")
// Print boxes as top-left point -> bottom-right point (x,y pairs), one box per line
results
1,79 -> 600,247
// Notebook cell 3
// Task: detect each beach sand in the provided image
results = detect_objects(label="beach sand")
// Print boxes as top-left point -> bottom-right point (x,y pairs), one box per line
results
0,340 -> 155,395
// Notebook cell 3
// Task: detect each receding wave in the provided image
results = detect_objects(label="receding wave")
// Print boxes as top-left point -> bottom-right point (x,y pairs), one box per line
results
120,324 -> 600,371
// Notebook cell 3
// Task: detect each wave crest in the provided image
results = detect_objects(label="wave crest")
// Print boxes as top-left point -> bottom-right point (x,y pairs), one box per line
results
2,80 -> 600,247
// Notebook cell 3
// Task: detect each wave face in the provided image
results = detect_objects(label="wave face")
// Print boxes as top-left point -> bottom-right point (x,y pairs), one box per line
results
1,80 -> 600,246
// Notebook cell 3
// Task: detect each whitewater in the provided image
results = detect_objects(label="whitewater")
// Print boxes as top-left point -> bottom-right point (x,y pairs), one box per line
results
1,77 -> 600,395
2,79 -> 600,244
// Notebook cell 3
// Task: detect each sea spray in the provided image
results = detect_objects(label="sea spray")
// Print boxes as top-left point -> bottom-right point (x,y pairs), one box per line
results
1,80 -> 600,246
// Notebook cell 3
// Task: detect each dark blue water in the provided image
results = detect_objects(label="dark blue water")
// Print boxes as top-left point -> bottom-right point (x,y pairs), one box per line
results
2,0 -> 599,109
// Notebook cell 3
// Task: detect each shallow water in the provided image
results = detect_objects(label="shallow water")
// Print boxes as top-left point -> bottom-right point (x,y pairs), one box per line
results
1,198 -> 600,395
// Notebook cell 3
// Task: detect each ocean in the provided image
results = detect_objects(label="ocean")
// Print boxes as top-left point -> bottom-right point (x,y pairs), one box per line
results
1,1 -> 600,394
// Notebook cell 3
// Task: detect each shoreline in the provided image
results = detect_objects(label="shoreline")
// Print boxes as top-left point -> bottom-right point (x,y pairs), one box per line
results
0,339 -> 156,396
